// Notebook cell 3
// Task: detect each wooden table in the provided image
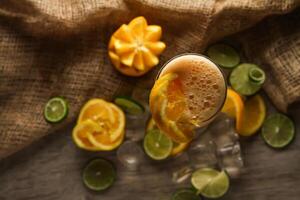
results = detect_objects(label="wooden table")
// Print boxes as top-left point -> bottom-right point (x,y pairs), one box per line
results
0,96 -> 299,200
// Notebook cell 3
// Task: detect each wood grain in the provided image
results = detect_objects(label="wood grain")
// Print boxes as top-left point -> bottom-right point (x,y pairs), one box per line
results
0,97 -> 299,200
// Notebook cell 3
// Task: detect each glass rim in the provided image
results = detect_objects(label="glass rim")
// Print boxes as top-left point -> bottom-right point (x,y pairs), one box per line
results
156,53 -> 227,124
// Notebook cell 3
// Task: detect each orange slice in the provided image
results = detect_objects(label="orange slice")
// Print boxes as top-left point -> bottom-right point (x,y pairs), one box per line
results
108,16 -> 166,77
221,88 -> 244,130
237,94 -> 266,136
150,73 -> 195,143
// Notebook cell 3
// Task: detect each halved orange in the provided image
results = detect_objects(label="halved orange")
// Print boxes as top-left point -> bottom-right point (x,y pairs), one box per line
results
108,16 -> 166,77
78,99 -> 114,124
74,99 -> 126,151
72,120 -> 102,151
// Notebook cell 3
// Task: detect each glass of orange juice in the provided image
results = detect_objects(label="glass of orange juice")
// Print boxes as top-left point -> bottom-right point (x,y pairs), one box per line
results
149,53 -> 227,143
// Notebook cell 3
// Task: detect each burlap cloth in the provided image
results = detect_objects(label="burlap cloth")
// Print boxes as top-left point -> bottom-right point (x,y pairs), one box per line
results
0,0 -> 300,159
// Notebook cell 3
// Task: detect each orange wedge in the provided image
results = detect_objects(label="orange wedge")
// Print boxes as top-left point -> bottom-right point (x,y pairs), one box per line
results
221,88 -> 244,131
237,94 -> 266,136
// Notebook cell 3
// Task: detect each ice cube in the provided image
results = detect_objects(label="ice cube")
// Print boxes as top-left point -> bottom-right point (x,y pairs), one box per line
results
172,165 -> 193,184
208,113 -> 239,149
117,140 -> 145,171
217,143 -> 243,178
187,130 -> 218,169
125,112 -> 149,142
170,153 -> 193,184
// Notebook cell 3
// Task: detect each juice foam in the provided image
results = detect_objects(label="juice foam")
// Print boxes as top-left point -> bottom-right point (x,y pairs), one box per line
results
159,54 -> 226,124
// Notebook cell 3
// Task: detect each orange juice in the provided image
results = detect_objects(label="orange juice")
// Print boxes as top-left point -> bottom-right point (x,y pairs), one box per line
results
149,54 -> 226,142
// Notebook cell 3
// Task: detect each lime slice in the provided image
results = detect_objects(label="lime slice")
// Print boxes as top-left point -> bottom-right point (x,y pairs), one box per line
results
191,168 -> 230,199
82,158 -> 116,191
172,188 -> 200,200
230,63 -> 265,96
44,97 -> 68,123
143,129 -> 173,160
261,113 -> 295,148
207,44 -> 240,68
114,96 -> 145,115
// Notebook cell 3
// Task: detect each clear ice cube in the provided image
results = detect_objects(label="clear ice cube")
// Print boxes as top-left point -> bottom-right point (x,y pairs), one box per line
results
188,133 -> 218,169
170,153 -> 193,184
217,143 -> 244,178
117,140 -> 145,171
125,112 -> 149,142
208,113 -> 239,149
207,113 -> 244,178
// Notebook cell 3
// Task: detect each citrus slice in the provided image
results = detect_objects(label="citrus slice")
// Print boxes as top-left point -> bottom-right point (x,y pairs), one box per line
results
83,158 -> 116,191
86,103 -> 125,151
114,96 -> 145,115
262,113 -> 295,148
78,99 -> 114,124
237,94 -> 266,136
143,129 -> 173,160
221,88 -> 244,130
172,188 -> 200,200
74,99 -> 126,151
78,99 -> 125,142
230,63 -> 265,96
191,168 -> 230,199
171,142 -> 189,156
72,120 -> 102,151
146,118 -> 189,156
108,16 -> 166,76
44,97 -> 68,123
150,73 -> 195,143
207,44 -> 240,68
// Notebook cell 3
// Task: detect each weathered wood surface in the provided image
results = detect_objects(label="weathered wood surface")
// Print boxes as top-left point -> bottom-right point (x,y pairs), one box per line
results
0,96 -> 299,200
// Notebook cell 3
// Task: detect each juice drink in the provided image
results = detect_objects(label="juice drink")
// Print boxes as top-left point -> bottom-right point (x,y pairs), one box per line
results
149,54 -> 226,143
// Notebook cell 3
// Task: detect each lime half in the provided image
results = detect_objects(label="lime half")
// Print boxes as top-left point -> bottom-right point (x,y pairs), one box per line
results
143,129 -> 173,160
44,97 -> 68,123
114,96 -> 145,115
230,63 -> 265,96
207,44 -> 240,68
172,188 -> 200,200
83,158 -> 116,191
191,168 -> 230,199
262,113 -> 295,148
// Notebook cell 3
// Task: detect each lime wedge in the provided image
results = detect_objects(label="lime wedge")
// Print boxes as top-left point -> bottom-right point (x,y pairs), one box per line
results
207,44 -> 240,68
83,158 -> 116,191
172,188 -> 200,200
230,63 -> 265,96
143,129 -> 173,160
114,96 -> 144,115
191,168 -> 230,199
261,113 -> 295,148
44,97 -> 68,123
